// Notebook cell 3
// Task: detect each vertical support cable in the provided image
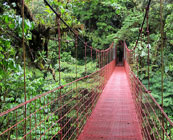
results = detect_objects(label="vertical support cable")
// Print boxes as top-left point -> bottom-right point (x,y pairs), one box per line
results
57,13 -> 62,140
100,50 -> 101,66
107,51 -> 108,81
90,47 -> 94,110
96,50 -> 97,71
100,51 -> 101,68
110,47 -> 112,62
85,42 -> 87,75
111,45 -> 112,61
105,51 -> 107,83
123,41 -> 125,62
115,45 -> 117,65
22,0 -> 27,139
100,51 -> 102,68
146,8 -> 150,90
139,28 -> 143,134
103,51 -> 104,67
160,0 -> 164,139
137,28 -> 142,77
109,49 -> 110,62
140,29 -> 143,77
75,33 -> 79,138
107,51 -> 108,79
107,51 -> 108,65
102,51 -> 104,67
134,51 -> 136,72
98,51 -> 100,68
112,46 -> 113,61
104,51 -> 107,66
137,55 -> 139,76
84,42 -> 88,119
7,115 -> 10,139
16,111 -> 18,140
91,47 -> 92,60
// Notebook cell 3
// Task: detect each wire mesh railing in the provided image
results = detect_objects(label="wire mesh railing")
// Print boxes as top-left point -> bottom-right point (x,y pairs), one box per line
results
0,47 -> 115,140
124,43 -> 173,140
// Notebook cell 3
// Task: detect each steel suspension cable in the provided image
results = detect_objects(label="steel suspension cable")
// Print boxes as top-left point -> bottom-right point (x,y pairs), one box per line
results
133,0 -> 151,51
44,0 -> 105,52
131,0 -> 151,90
43,0 -> 88,48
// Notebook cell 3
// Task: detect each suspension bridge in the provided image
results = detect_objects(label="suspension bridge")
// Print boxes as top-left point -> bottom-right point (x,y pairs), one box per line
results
0,0 -> 172,140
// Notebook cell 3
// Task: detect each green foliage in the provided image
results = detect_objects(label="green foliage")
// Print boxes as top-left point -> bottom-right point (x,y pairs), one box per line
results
147,72 -> 173,118
114,9 -> 144,44
0,0 -> 172,139
73,0 -> 125,49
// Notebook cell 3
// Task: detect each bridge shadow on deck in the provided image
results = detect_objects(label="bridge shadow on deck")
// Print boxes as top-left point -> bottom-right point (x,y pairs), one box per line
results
78,66 -> 142,140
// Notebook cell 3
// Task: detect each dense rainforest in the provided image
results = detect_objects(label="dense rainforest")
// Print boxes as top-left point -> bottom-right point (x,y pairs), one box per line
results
0,0 -> 172,139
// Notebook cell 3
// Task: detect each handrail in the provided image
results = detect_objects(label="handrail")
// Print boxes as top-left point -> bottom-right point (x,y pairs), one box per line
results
0,61 -> 111,118
0,45 -> 115,139
130,68 -> 173,126
124,41 -> 172,139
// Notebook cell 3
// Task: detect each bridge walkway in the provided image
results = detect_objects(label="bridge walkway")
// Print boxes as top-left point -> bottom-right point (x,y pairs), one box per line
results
78,66 -> 142,140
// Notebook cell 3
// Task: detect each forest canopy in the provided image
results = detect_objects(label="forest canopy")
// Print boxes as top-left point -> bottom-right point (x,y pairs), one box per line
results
0,0 -> 172,139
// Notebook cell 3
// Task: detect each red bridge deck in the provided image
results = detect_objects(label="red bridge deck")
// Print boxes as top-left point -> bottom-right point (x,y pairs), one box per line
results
78,66 -> 143,140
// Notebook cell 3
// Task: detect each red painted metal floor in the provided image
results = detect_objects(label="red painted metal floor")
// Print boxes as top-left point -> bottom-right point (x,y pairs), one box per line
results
78,67 -> 142,140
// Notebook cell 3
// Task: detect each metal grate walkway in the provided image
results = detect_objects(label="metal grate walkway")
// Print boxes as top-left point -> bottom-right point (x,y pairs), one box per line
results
78,66 -> 142,140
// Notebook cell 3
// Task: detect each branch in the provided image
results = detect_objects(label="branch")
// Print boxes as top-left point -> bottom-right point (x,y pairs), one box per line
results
7,0 -> 34,21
